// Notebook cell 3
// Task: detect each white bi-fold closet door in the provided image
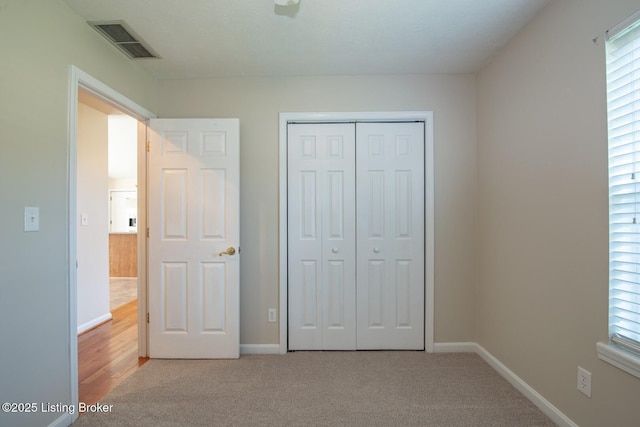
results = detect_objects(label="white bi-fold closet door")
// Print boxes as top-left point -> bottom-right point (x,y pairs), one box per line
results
288,121 -> 425,350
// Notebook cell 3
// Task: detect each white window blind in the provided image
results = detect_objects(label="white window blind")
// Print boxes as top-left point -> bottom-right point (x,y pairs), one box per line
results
607,14 -> 640,354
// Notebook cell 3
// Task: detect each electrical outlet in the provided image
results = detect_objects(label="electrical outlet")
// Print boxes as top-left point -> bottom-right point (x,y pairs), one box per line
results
577,367 -> 592,397
268,308 -> 277,323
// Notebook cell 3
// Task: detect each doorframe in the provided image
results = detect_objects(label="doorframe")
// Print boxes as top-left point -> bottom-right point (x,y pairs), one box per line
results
67,65 -> 155,411
278,111 -> 435,354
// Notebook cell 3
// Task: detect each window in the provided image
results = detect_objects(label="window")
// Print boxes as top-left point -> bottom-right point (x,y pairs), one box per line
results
600,10 -> 640,378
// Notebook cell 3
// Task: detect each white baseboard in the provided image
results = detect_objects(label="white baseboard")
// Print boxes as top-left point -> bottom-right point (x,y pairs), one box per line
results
240,344 -> 281,355
48,412 -> 74,427
474,344 -> 578,427
433,342 -> 477,353
77,312 -> 112,335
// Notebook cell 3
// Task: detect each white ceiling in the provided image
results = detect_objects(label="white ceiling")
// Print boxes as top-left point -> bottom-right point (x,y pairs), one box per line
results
63,0 -> 551,80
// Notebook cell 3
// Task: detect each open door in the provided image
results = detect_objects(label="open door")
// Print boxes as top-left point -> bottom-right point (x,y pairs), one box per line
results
147,118 -> 240,358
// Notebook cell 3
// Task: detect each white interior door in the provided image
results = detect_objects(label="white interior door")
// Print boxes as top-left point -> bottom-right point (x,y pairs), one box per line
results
148,118 -> 240,358
288,123 -> 356,350
356,122 -> 424,349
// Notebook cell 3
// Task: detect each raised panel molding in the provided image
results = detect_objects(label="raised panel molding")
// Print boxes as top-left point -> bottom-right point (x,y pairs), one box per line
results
327,260 -> 345,328
301,171 -> 317,239
302,136 -> 316,159
162,169 -> 187,239
368,135 -> 384,158
368,171 -> 385,238
395,171 -> 412,238
327,136 -> 344,158
201,131 -> 226,156
367,260 -> 385,328
328,171 -> 345,238
201,168 -> 226,239
302,260 -> 318,327
162,131 -> 188,155
162,262 -> 188,332
201,262 -> 226,332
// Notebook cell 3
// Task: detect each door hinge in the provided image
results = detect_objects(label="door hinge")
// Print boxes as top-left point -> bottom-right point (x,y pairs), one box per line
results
146,227 -> 149,238
146,313 -> 149,323
147,141 -> 151,152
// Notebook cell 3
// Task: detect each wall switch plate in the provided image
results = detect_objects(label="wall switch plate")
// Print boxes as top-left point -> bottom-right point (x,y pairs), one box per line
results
577,366 -> 592,397
24,207 -> 39,232
268,309 -> 277,323
81,213 -> 89,226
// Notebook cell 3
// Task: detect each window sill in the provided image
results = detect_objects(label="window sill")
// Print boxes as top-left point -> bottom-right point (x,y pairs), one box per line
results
597,342 -> 640,379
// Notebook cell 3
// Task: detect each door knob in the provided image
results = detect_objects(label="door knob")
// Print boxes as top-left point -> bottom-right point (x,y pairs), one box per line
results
373,247 -> 380,253
332,248 -> 339,253
218,247 -> 236,256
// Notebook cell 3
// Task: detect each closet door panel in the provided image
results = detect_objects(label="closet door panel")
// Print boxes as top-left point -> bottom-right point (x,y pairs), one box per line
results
356,122 -> 425,350
288,123 -> 356,350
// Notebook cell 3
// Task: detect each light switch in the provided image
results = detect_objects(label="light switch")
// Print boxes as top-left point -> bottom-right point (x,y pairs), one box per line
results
24,207 -> 39,232
81,213 -> 89,226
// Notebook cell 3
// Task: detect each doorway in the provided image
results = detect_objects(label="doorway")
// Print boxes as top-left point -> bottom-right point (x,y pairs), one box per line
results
76,89 -> 142,403
278,111 -> 436,354
68,66 -> 155,410
76,91 -> 139,331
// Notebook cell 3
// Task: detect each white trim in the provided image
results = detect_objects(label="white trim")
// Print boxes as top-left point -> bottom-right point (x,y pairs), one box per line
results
68,65 -> 155,423
278,114 -> 289,354
67,66 -> 80,423
278,111 -> 435,354
77,312 -> 113,335
424,114 -> 435,353
48,413 -> 74,427
606,8 -> 640,41
433,342 -> 477,353
475,344 -> 578,427
240,344 -> 282,355
73,69 -> 155,121
279,111 -> 433,123
597,341 -> 640,379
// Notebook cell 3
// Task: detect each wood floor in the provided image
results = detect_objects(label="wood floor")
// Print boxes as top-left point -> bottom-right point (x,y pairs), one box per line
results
78,299 -> 148,406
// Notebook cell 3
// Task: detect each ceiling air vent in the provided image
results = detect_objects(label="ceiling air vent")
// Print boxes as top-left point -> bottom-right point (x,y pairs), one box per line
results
88,20 -> 159,59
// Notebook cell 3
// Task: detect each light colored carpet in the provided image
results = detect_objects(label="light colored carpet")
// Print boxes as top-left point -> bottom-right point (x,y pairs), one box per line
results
73,352 -> 555,426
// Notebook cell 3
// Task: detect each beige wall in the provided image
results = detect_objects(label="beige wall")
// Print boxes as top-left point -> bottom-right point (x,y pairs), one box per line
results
0,1 -> 156,426
158,74 -> 478,345
476,0 -> 640,425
